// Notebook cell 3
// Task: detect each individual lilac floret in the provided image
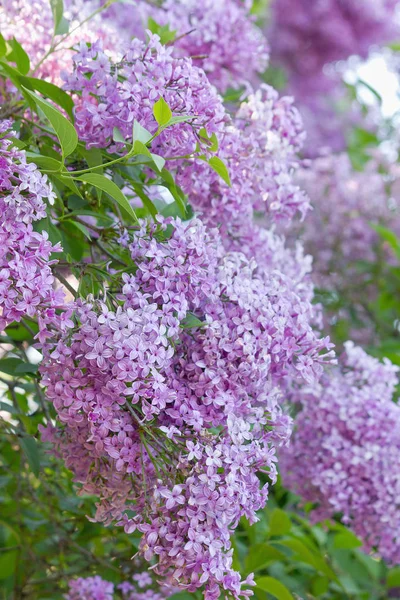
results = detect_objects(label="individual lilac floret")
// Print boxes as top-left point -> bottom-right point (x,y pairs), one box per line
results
0,120 -> 72,339
281,341 -> 400,563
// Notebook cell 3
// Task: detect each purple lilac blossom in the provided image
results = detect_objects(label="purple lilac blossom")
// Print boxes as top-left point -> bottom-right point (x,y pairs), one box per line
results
63,35 -> 227,155
96,0 -> 269,92
66,572 -> 175,600
0,120 -> 72,340
280,341 -> 400,563
40,216 -> 333,599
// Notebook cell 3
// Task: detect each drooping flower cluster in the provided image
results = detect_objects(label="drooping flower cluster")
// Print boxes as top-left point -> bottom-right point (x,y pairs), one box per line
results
269,0 -> 399,85
0,120 -> 71,338
175,83 -> 309,250
40,215 -> 333,599
287,152 -> 400,338
66,573 -> 174,600
281,341 -> 400,563
63,35 -> 227,155
98,0 -> 269,92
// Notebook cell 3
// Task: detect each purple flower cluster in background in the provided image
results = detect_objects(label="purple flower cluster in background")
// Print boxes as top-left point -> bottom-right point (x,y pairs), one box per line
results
65,572 -> 174,600
270,0 -> 399,84
98,0 -> 269,92
281,342 -> 400,563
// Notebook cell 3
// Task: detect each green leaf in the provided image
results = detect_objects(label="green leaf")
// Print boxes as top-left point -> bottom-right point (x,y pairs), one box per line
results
371,223 -> 400,261
153,96 -> 172,127
269,508 -> 292,537
113,127 -> 126,144
147,17 -> 176,45
23,87 -> 78,159
8,37 -> 30,75
277,539 -> 336,580
133,140 -> 152,159
387,566 -> 400,589
67,220 -> 91,240
311,576 -> 329,596
14,363 -> 39,375
245,543 -> 285,574
0,550 -> 17,580
150,153 -> 165,172
333,532 -> 362,550
199,127 -> 219,152
180,313 -> 205,330
76,173 -> 138,223
49,0 -> 69,35
20,76 -> 74,119
256,577 -> 293,600
19,436 -> 40,476
0,34 -> 7,59
133,120 -> 152,145
208,156 -> 231,186
0,357 -> 25,375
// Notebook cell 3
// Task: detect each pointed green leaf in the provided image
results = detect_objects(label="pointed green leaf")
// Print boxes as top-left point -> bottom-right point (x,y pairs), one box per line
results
153,96 -> 172,127
0,34 -> 6,59
23,87 -> 78,158
19,436 -> 40,476
49,0 -> 69,35
76,173 -> 138,223
269,508 -> 292,537
208,156 -> 231,186
256,577 -> 293,600
150,153 -> 165,172
8,37 -> 30,75
20,76 -> 74,119
133,120 -> 152,145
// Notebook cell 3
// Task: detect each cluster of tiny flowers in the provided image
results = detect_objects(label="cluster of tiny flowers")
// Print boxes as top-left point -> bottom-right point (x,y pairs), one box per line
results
0,120 -> 71,339
281,341 -> 400,563
40,215 -> 334,598
63,35 -> 227,154
66,573 -> 174,600
0,0 -> 121,85
294,152 -> 400,289
94,0 -> 268,92
286,152 -> 400,338
125,0 -> 270,92
176,83 -> 309,252
269,0 -> 399,85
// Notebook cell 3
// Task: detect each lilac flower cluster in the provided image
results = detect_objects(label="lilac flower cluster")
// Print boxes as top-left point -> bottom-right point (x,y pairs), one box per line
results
293,152 -> 399,290
176,83 -> 309,249
98,0 -> 269,92
63,35 -> 226,155
66,573 -> 174,600
281,341 -> 400,563
270,0 -> 399,84
40,215 -> 333,598
0,0 -> 121,85
0,120 -> 71,339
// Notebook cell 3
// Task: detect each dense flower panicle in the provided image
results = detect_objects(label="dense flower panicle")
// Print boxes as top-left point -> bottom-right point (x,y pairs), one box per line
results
270,0 -> 399,84
40,216 -> 333,598
287,152 -> 400,338
0,0 -> 121,85
294,153 -> 398,288
63,35 -> 227,155
175,84 -> 309,249
97,0 -> 269,92
0,120 -> 71,337
281,342 -> 400,563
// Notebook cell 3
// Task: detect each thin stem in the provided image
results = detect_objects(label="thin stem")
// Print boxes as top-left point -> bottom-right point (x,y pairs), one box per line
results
54,270 -> 77,298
